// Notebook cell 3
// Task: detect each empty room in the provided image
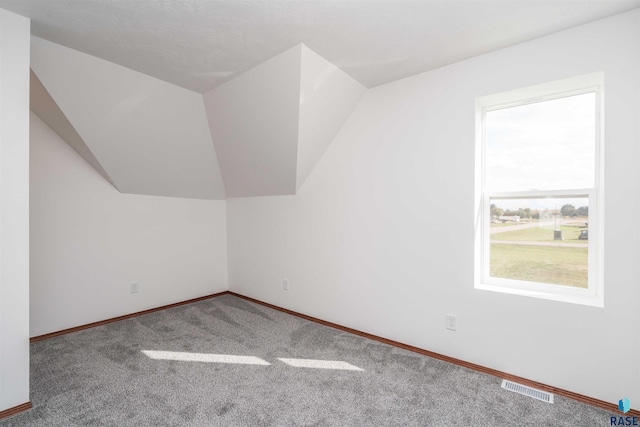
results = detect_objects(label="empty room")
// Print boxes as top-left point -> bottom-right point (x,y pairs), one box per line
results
0,0 -> 639,425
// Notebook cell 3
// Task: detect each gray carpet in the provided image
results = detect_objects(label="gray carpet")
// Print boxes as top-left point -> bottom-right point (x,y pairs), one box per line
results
1,294 -> 617,426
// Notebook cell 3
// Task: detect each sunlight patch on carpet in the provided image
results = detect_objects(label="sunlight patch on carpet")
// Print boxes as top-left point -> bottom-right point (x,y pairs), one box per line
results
142,350 -> 271,365
277,358 -> 364,371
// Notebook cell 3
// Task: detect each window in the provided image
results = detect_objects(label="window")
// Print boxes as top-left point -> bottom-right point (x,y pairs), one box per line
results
475,73 -> 603,306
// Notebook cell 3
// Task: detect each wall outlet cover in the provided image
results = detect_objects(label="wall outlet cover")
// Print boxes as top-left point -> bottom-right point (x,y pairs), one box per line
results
446,314 -> 456,331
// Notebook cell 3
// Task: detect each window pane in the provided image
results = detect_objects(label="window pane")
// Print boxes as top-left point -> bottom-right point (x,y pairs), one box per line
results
489,196 -> 589,288
485,93 -> 596,192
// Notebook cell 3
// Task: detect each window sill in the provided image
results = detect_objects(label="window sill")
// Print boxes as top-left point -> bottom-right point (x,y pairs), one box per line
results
476,281 -> 604,308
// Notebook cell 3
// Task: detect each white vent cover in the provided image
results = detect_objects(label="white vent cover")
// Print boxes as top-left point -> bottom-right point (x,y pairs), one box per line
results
501,380 -> 554,403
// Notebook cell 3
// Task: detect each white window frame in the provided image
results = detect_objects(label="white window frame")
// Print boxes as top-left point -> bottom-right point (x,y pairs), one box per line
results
474,72 -> 604,307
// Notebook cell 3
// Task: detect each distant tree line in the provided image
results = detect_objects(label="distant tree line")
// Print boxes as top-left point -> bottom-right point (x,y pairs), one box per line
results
560,204 -> 588,217
491,203 -> 588,219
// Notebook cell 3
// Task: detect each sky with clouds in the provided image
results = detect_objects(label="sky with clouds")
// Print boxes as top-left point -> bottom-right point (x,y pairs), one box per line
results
485,92 -> 595,211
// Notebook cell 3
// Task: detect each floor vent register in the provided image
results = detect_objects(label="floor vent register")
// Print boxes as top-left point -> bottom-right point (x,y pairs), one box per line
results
501,380 -> 554,403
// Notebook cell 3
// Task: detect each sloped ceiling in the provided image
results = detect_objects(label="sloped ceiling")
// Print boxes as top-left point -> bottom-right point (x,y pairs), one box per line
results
19,1 -> 639,199
203,45 -> 302,197
30,69 -> 117,189
297,46 -> 366,190
32,37 -> 366,199
31,36 -> 227,200
203,44 -> 365,197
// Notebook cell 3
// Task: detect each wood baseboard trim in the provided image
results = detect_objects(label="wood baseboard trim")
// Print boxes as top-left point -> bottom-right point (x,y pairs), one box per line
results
228,291 -> 639,417
30,291 -> 230,342
0,402 -> 32,420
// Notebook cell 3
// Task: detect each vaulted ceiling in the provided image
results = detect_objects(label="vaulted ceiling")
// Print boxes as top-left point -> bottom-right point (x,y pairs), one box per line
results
30,37 -> 364,199
7,0 -> 640,199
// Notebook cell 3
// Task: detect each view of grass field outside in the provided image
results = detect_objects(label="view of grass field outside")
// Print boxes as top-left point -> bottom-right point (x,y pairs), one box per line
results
485,91 -> 596,289
489,197 -> 589,287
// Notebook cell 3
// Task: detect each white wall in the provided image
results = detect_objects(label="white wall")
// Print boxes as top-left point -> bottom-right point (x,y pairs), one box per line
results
0,8 -> 30,412
30,113 -> 228,337
228,10 -> 640,407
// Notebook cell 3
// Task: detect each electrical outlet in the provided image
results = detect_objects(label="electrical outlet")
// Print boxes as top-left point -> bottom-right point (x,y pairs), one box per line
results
446,314 -> 456,331
283,279 -> 289,291
130,282 -> 139,294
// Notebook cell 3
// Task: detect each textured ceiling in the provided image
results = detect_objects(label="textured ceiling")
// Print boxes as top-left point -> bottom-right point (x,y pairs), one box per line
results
1,0 -> 638,93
